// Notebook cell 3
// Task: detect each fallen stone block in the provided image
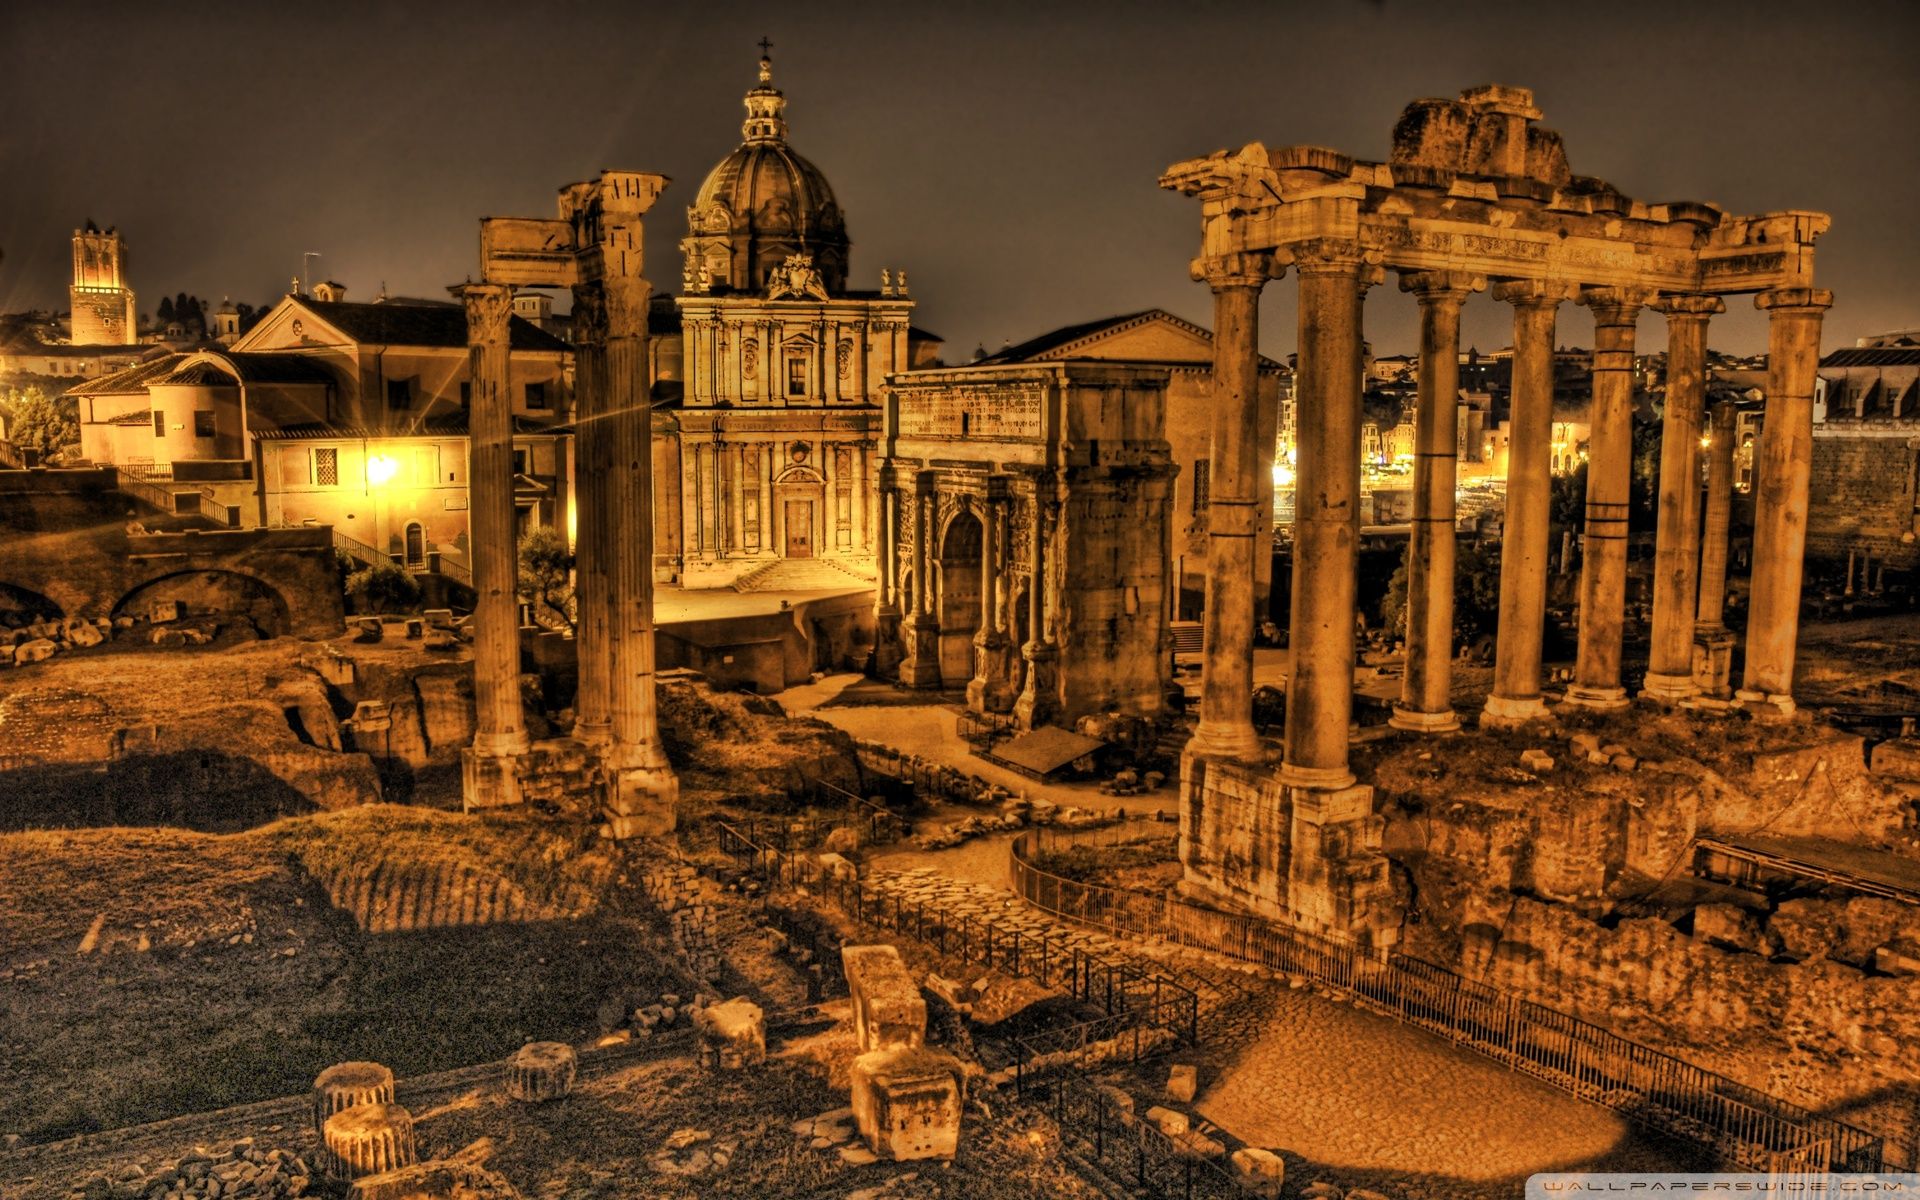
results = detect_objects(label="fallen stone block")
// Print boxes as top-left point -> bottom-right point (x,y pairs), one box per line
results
1611,753 -> 1639,772
850,1046 -> 965,1161
354,617 -> 384,643
150,599 -> 184,623
14,637 -> 55,663
1519,749 -> 1555,772
1176,1129 -> 1226,1159
66,621 -> 104,648
816,851 -> 858,881
506,1040 -> 577,1102
1231,1147 -> 1286,1197
843,943 -> 927,1054
695,996 -> 765,1070
1145,1106 -> 1189,1136
924,971 -> 971,1011
404,618 -> 424,639
1166,1063 -> 1198,1103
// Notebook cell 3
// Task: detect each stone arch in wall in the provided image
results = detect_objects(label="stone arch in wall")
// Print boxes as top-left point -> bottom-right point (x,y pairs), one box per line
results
0,582 -> 65,627
937,507 -> 983,683
113,569 -> 291,638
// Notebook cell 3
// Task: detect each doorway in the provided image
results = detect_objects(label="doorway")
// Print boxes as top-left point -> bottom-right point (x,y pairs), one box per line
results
404,522 -> 426,568
785,501 -> 814,557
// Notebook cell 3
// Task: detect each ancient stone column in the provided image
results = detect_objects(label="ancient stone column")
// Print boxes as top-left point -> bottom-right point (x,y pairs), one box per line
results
1564,287 -> 1652,710
1739,287 -> 1833,714
899,472 -> 942,688
1013,491 -> 1058,729
966,494 -> 1008,712
323,1103 -> 417,1181
1188,253 -> 1270,762
570,283 -> 612,747
1690,397 -> 1740,699
871,479 -> 903,676
1642,295 -> 1723,703
311,1061 -> 394,1143
1283,241 -> 1372,789
602,252 -> 678,837
1484,284 -> 1562,727
506,1041 -> 578,1102
1392,271 -> 1480,733
460,283 -> 529,810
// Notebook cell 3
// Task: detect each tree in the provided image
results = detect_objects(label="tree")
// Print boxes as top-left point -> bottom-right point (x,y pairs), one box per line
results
346,561 -> 421,614
3,386 -> 79,462
1380,540 -> 1505,644
517,526 -> 576,632
156,296 -> 176,325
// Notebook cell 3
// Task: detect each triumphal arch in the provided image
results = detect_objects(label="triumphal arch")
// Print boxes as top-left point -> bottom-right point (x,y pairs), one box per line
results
1164,85 -> 1829,948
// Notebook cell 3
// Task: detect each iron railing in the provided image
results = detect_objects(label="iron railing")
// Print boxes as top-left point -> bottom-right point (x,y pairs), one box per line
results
1009,826 -> 1885,1174
1023,1070 -> 1260,1200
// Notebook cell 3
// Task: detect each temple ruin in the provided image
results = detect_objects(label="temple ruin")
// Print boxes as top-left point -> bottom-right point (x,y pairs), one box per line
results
1164,85 -> 1830,946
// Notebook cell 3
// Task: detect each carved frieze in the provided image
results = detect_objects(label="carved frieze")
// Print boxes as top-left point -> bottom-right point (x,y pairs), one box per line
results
895,383 -> 1044,440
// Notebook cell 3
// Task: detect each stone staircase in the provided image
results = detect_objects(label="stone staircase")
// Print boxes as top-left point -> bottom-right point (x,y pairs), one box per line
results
732,557 -> 875,594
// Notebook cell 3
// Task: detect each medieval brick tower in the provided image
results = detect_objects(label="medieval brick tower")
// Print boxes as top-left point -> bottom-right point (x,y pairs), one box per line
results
70,221 -> 137,346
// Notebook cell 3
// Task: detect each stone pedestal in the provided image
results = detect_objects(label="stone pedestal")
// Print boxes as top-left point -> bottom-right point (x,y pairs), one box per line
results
324,1103 -> 417,1182
604,743 -> 678,840
1177,750 -> 1290,917
506,1041 -> 578,1103
461,743 -> 525,811
842,944 -> 927,1053
1690,625 -> 1737,701
850,1048 -> 965,1162
898,614 -> 943,689
1011,642 -> 1058,729
1286,781 -> 1400,950
869,605 -> 904,678
695,996 -> 766,1070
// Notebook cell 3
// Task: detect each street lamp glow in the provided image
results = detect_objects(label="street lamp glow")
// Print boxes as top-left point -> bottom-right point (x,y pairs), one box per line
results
366,454 -> 398,486
1272,462 -> 1295,488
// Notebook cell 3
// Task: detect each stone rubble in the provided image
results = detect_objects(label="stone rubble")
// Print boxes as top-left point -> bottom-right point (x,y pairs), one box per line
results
66,1140 -> 311,1200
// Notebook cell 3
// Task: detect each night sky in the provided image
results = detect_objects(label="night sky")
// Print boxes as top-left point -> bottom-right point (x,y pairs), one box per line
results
3,0 -> 1915,361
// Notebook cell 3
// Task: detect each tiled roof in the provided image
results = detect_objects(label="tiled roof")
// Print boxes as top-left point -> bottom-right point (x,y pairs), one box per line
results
973,309 -> 1284,370
296,298 -> 570,353
105,410 -> 154,426
66,355 -> 188,397
1822,347 -> 1920,368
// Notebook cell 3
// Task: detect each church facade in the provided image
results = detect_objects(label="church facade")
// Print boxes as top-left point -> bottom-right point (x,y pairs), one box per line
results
654,52 -> 935,589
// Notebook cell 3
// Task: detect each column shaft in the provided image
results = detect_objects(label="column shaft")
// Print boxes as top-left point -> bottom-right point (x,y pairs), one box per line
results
1643,296 -> 1722,701
1566,288 -> 1650,709
1697,400 -> 1737,627
1013,490 -> 1058,728
967,495 -> 1005,711
1485,289 -> 1560,725
1189,257 -> 1267,761
1393,274 -> 1476,732
571,286 -> 611,746
1282,244 -> 1367,789
603,263 -> 678,835
460,284 -> 528,809
1740,288 -> 1833,711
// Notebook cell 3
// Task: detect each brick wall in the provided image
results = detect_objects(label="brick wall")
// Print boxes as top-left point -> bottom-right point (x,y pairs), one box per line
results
1808,427 -> 1919,567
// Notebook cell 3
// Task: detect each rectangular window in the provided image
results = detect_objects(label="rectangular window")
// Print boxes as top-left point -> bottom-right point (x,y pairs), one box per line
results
152,410 -> 165,437
787,356 -> 807,396
512,448 -> 530,475
1192,460 -> 1211,515
193,410 -> 216,438
459,381 -> 472,407
386,378 -> 411,410
312,447 -> 338,487
524,381 -> 548,410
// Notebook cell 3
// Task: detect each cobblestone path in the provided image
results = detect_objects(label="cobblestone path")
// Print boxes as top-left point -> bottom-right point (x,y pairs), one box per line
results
865,866 -> 1702,1198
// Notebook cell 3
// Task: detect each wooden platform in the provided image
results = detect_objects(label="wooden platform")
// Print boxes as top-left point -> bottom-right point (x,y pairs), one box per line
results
979,726 -> 1106,781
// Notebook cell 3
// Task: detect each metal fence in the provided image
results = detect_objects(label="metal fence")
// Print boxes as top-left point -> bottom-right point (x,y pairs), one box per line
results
804,776 -> 911,844
1022,1069 -> 1261,1200
1009,826 -> 1884,1174
714,824 -> 1198,1040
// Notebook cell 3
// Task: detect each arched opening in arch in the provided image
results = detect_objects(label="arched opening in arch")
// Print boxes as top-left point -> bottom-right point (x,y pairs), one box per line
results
114,570 -> 291,639
938,509 -> 982,684
0,582 -> 64,628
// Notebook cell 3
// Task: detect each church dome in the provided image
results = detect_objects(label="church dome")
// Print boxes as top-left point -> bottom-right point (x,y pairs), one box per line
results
682,51 -> 850,297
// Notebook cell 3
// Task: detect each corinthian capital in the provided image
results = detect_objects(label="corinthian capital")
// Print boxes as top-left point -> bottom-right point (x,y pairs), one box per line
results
1651,293 -> 1726,319
1190,252 -> 1273,290
1399,270 -> 1486,305
1756,287 -> 1834,314
1490,279 -> 1575,309
458,283 -> 514,345
570,281 -> 608,345
1576,285 -> 1659,325
1288,237 -> 1374,276
603,274 -> 653,337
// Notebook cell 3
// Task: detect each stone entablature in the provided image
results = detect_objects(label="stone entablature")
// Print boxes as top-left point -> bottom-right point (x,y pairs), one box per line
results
875,362 -> 1176,727
676,295 -> 913,410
